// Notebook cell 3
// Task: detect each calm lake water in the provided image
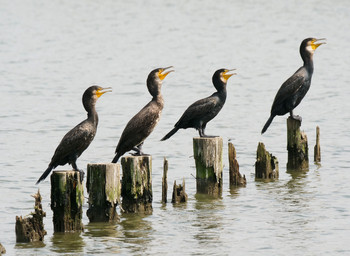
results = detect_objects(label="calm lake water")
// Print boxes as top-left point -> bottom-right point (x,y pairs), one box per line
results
1,0 -> 350,255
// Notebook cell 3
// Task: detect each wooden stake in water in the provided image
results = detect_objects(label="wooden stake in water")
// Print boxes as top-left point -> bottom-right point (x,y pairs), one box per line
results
193,137 -> 223,196
287,117 -> 309,170
314,126 -> 321,163
121,156 -> 152,214
228,142 -> 246,186
162,158 -> 168,204
255,142 -> 279,179
51,171 -> 84,232
172,179 -> 188,203
86,163 -> 121,222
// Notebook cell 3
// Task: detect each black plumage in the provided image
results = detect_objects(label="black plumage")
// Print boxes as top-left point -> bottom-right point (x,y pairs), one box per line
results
36,86 -> 111,184
261,38 -> 326,134
111,67 -> 174,163
161,68 -> 236,140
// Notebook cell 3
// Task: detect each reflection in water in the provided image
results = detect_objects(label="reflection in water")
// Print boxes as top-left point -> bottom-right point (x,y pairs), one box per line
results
15,241 -> 45,250
51,232 -> 85,254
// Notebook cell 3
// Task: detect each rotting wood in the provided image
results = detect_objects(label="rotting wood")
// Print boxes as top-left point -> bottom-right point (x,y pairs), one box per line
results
15,190 -> 47,242
162,157 -> 168,204
314,126 -> 321,163
171,179 -> 188,203
51,171 -> 84,232
86,163 -> 121,222
255,142 -> 279,179
228,142 -> 246,187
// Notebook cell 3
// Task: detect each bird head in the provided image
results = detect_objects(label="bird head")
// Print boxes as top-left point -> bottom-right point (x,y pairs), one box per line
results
301,38 -> 326,56
147,66 -> 174,96
83,86 -> 112,111
212,68 -> 237,91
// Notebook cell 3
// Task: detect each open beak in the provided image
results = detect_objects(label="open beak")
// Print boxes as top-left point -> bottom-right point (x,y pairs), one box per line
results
312,38 -> 327,50
223,69 -> 237,81
96,87 -> 112,98
159,66 -> 175,80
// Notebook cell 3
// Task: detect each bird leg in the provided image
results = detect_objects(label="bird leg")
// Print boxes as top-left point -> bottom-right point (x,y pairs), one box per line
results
131,142 -> 144,156
199,126 -> 216,138
72,162 -> 84,183
289,110 -> 302,122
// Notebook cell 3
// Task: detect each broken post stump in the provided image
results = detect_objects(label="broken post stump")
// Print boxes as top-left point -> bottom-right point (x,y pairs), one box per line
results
255,142 -> 279,179
314,126 -> 321,163
15,190 -> 47,242
0,243 -> 5,255
121,156 -> 152,214
172,179 -> 188,203
162,158 -> 168,204
51,171 -> 84,232
228,142 -> 246,187
193,137 -> 223,196
86,163 -> 121,222
287,117 -> 309,170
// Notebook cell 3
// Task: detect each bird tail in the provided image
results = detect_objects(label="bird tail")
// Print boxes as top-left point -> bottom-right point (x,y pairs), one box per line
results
36,165 -> 53,185
112,152 -> 122,163
161,127 -> 179,141
261,115 -> 275,134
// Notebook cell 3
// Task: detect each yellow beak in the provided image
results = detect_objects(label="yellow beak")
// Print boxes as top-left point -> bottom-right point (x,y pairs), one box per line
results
223,69 -> 237,81
312,38 -> 327,50
159,66 -> 175,80
96,87 -> 112,98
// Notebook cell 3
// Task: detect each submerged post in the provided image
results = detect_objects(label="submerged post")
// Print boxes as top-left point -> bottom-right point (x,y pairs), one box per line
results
228,142 -> 246,186
121,156 -> 152,214
314,126 -> 321,163
86,163 -> 121,222
15,190 -> 47,242
172,179 -> 188,203
162,158 -> 168,204
255,142 -> 279,179
193,137 -> 223,196
287,117 -> 309,170
51,171 -> 84,232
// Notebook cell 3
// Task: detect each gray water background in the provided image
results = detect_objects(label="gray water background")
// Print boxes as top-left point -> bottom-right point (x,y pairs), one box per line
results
1,0 -> 350,255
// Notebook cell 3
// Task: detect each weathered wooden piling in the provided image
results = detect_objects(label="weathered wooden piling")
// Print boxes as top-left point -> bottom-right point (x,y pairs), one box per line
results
228,142 -> 246,187
162,158 -> 168,204
193,137 -> 223,196
255,142 -> 279,179
172,179 -> 188,203
314,126 -> 321,163
86,163 -> 121,222
51,171 -> 84,232
121,156 -> 152,214
287,117 -> 309,170
15,190 -> 47,242
0,243 -> 5,255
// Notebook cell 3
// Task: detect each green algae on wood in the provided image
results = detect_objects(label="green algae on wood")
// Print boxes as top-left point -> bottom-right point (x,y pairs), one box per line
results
86,163 -> 121,222
255,142 -> 279,179
50,171 -> 84,232
193,137 -> 223,196
228,142 -> 246,187
286,117 -> 309,171
15,190 -> 47,242
121,156 -> 152,214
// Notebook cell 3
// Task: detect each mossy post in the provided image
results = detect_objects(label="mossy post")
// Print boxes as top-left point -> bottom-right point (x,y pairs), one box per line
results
162,157 -> 168,204
121,156 -> 152,214
172,179 -> 188,203
228,142 -> 246,187
287,117 -> 309,170
15,190 -> 47,242
51,170 -> 84,232
193,137 -> 223,196
255,142 -> 279,179
314,126 -> 321,163
86,163 -> 121,222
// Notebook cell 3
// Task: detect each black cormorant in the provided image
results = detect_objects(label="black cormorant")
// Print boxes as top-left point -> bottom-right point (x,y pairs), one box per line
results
36,86 -> 111,184
111,67 -> 174,163
261,38 -> 326,134
161,68 -> 236,140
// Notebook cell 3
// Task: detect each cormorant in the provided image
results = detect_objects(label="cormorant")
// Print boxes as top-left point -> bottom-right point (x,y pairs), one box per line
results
261,38 -> 326,134
36,86 -> 111,184
161,68 -> 236,140
111,66 -> 174,163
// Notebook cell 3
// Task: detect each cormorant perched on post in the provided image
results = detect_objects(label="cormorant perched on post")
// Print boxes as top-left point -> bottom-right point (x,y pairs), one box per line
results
111,67 -> 174,163
261,38 -> 326,134
36,86 -> 111,184
161,68 -> 236,140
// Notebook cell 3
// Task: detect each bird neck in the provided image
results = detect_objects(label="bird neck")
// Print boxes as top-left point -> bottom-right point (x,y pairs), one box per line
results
86,105 -> 99,126
302,52 -> 314,74
152,93 -> 164,108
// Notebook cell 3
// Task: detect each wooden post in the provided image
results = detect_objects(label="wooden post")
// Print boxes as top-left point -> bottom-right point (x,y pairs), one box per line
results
86,163 -> 121,222
171,179 -> 188,203
193,137 -> 223,196
314,126 -> 321,163
255,142 -> 279,179
228,142 -> 246,186
15,190 -> 47,242
0,243 -> 5,254
51,171 -> 84,232
162,158 -> 168,204
121,156 -> 152,214
287,117 -> 309,170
